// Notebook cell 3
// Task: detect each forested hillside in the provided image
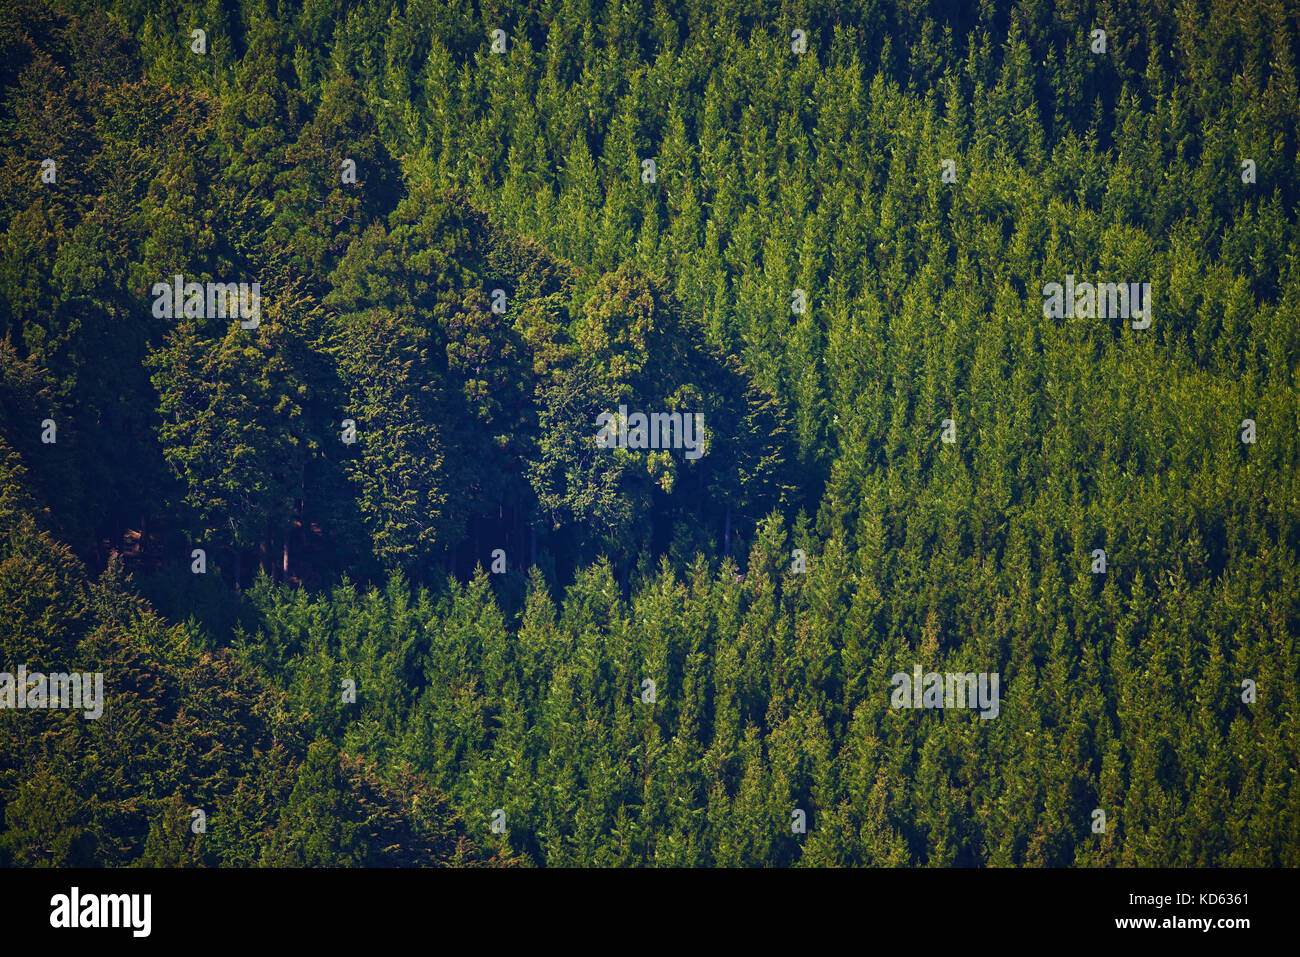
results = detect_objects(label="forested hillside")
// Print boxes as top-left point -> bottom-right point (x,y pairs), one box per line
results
1,0 -> 1298,865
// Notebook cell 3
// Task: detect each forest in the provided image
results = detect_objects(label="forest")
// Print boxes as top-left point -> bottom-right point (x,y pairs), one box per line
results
1,0 -> 1298,866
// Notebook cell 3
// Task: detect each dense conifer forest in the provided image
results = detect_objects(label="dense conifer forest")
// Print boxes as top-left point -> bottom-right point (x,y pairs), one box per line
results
1,0 -> 1298,866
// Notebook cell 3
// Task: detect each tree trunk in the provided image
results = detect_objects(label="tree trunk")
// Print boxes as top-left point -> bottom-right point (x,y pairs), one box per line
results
514,503 -> 522,572
293,462 -> 304,580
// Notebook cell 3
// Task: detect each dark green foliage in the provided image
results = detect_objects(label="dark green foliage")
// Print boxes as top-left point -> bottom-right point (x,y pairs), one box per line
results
1,0 -> 1297,866
0,436 -> 504,866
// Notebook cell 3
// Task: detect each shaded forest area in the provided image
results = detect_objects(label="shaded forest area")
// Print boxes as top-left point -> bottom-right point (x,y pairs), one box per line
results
1,0 -> 1298,865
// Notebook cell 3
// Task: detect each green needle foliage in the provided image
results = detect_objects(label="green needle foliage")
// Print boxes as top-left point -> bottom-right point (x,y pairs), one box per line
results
0,0 -> 1297,865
